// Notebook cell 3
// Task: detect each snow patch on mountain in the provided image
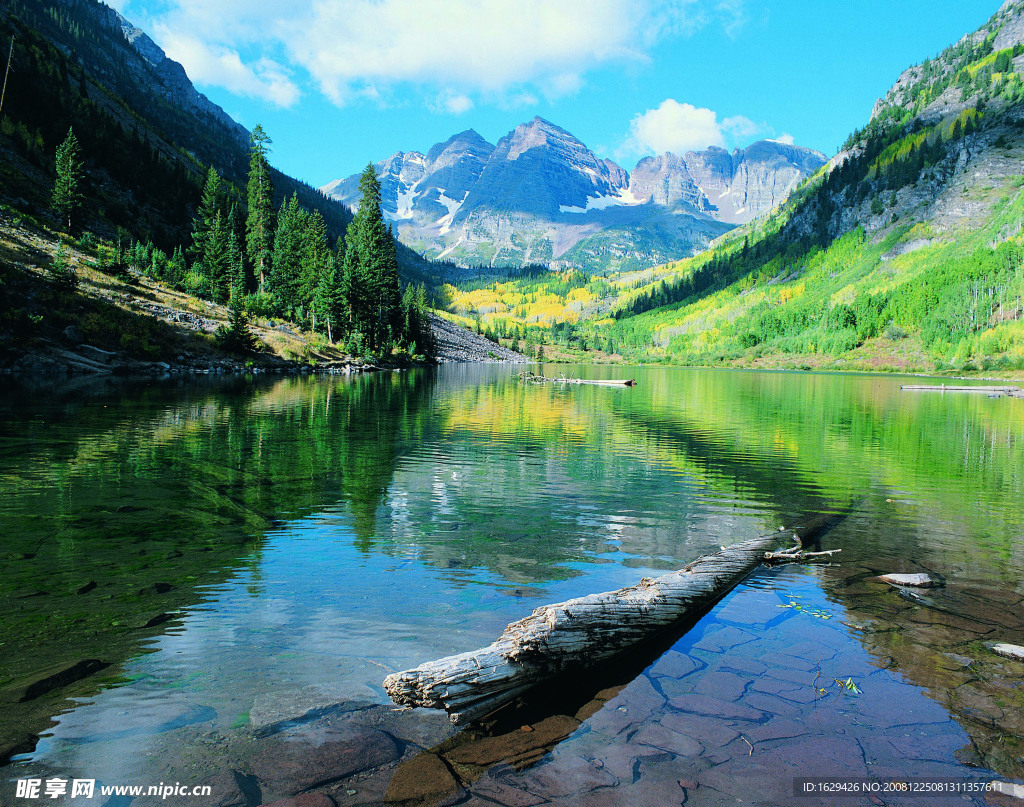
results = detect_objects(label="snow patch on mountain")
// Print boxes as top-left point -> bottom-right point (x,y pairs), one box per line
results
559,187 -> 644,214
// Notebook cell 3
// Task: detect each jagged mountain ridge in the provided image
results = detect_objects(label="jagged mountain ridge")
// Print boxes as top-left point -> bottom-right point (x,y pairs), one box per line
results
321,118 -> 826,274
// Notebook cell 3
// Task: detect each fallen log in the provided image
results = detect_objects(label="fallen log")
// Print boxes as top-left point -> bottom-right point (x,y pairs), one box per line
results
384,534 -> 776,724
558,377 -> 636,387
516,371 -> 636,387
901,384 -> 1023,398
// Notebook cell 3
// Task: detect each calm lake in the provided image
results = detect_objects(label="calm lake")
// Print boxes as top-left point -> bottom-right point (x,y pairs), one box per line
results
1,365 -> 1022,806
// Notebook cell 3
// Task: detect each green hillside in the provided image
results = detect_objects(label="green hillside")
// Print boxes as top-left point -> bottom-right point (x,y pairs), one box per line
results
442,1 -> 1024,375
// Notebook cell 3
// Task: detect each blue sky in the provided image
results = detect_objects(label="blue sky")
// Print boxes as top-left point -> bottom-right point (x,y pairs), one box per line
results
108,0 -> 997,188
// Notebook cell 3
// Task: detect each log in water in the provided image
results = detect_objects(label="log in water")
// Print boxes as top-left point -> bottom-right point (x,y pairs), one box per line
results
901,384 -> 1023,398
517,371 -> 636,387
383,534 -> 776,723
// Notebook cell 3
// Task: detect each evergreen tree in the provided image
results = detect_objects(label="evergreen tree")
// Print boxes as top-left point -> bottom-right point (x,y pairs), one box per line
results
47,240 -> 78,293
51,127 -> 83,230
167,245 -> 186,286
271,193 -> 305,314
312,252 -> 344,342
190,167 -> 221,257
216,303 -> 257,354
342,165 -> 402,350
203,209 -> 230,302
227,228 -> 245,305
301,211 -> 331,331
246,125 -> 274,292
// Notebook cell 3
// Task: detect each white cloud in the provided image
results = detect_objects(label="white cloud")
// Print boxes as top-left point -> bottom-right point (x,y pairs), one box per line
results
621,99 -> 766,158
722,114 -> 760,140
429,90 -> 475,115
293,0 -> 642,103
153,26 -> 300,107
774,132 -> 796,145
716,0 -> 747,38
130,0 -> 745,110
627,99 -> 724,154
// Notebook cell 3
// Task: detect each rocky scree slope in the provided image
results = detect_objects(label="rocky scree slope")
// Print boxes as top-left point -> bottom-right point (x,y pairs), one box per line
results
429,315 -> 529,363
321,118 -> 825,275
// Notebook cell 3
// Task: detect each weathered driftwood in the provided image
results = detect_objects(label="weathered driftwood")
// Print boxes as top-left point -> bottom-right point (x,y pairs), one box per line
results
558,377 -> 637,387
516,371 -> 636,387
383,535 -> 775,724
901,384 -> 1024,399
763,547 -> 841,565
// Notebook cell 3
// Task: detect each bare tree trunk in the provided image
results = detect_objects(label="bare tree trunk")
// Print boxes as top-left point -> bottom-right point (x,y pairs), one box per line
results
384,535 -> 778,724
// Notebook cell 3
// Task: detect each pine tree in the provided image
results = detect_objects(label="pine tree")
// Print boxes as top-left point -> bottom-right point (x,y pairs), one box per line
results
341,165 -> 402,351
271,193 -> 305,314
47,240 -> 78,293
246,125 -> 274,293
227,229 -> 244,305
190,166 -> 222,264
204,209 -> 230,302
303,211 -> 330,331
312,252 -> 343,342
51,127 -> 83,230
216,303 -> 257,354
414,283 -> 434,356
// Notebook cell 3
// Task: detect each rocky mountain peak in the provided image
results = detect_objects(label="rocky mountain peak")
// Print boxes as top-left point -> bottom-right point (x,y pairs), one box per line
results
870,2 -> 1024,133
425,129 -> 494,163
71,0 -> 248,145
500,116 -> 582,161
320,120 -> 824,271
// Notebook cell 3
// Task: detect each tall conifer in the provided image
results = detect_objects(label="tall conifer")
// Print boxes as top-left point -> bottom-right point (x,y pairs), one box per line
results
190,166 -> 222,263
246,125 -> 274,292
51,127 -> 83,230
343,164 -> 402,350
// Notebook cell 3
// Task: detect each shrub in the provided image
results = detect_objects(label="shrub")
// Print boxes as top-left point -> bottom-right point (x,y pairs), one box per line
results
47,242 -> 78,294
882,322 -> 907,340
244,291 -> 278,318
215,306 -> 257,354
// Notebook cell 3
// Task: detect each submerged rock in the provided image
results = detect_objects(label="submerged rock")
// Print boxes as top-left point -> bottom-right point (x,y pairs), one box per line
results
383,751 -> 462,804
445,714 -> 581,770
875,572 -> 940,588
0,659 -> 108,702
262,795 -> 336,807
248,725 -> 399,792
249,683 -> 377,736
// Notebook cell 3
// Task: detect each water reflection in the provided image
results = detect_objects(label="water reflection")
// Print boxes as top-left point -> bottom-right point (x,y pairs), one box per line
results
1,366 -> 1022,802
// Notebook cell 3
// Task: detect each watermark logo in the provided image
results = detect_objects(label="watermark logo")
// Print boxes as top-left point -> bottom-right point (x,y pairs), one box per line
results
14,778 -> 209,800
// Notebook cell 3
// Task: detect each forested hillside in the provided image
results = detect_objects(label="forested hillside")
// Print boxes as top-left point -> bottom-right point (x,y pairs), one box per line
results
442,1 -> 1024,374
0,0 -> 444,364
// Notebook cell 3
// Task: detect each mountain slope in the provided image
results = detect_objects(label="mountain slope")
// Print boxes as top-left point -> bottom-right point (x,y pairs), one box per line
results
0,0 -> 463,289
321,118 -> 825,275
0,0 -> 356,249
431,1 -> 1024,374
589,0 -> 1024,373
